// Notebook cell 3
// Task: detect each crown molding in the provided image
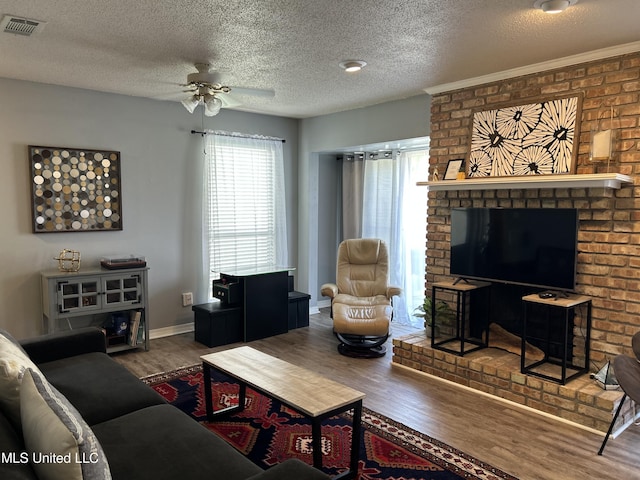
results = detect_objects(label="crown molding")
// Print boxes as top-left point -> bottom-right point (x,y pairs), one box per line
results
424,41 -> 640,95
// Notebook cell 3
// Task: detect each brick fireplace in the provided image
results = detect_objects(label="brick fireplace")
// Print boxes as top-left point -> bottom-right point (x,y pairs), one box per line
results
392,51 -> 640,433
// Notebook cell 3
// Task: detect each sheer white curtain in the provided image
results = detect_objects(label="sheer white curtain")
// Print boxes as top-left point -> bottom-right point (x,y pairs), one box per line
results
360,150 -> 429,326
200,132 -> 287,300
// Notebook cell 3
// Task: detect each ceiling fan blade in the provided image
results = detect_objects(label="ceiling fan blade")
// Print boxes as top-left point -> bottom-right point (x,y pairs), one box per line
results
151,91 -> 186,101
230,87 -> 275,98
218,94 -> 243,109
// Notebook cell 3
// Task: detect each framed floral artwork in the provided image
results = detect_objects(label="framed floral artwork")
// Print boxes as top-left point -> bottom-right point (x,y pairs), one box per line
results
29,145 -> 122,233
467,93 -> 582,178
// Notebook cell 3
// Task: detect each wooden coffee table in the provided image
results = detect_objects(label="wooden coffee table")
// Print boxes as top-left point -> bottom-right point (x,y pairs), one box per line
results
201,346 -> 365,479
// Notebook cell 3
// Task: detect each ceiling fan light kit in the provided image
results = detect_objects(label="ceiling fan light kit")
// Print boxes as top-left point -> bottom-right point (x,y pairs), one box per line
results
339,60 -> 367,73
534,0 -> 577,14
204,96 -> 222,117
181,91 -> 223,117
181,95 -> 200,114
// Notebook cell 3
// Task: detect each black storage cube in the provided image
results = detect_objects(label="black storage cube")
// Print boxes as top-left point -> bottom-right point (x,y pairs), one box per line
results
192,302 -> 242,347
288,291 -> 311,329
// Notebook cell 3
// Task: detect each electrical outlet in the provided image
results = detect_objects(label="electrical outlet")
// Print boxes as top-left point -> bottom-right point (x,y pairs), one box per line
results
182,292 -> 193,307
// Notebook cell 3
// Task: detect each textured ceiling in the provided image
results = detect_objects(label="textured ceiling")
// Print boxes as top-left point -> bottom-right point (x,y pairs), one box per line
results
0,0 -> 639,118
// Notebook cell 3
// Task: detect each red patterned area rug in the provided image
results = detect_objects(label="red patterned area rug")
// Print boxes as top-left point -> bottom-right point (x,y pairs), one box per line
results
143,365 -> 518,480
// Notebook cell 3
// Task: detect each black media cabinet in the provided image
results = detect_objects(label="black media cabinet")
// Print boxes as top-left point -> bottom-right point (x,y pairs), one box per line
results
193,291 -> 311,348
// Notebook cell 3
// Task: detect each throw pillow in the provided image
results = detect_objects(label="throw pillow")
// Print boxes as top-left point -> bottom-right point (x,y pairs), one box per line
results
0,328 -> 29,355
0,330 -> 42,428
20,369 -> 111,480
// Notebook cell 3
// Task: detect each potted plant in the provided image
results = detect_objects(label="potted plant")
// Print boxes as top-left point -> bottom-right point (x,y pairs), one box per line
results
413,296 -> 454,338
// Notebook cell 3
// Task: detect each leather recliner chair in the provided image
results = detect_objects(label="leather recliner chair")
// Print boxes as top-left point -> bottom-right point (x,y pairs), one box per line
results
321,238 -> 401,357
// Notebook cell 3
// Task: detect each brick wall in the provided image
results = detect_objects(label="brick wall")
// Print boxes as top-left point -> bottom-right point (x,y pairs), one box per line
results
427,51 -> 640,366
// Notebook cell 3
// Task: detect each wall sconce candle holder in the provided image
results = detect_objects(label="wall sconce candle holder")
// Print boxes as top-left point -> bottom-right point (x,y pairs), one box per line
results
590,128 -> 614,162
590,105 -> 617,169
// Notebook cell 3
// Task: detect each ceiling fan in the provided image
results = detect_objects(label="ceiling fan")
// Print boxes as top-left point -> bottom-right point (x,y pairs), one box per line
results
181,63 -> 274,116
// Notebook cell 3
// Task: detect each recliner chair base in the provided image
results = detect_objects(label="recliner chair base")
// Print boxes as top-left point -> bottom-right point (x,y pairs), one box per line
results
337,343 -> 387,358
335,332 -> 388,358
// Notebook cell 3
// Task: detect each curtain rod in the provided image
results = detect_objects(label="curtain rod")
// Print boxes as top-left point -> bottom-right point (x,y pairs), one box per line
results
336,146 -> 429,160
190,130 -> 285,143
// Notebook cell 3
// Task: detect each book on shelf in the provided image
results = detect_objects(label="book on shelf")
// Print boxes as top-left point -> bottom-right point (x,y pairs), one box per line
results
129,310 -> 142,346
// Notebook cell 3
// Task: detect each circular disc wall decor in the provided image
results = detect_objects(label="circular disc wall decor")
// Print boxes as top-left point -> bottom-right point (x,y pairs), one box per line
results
29,145 -> 122,233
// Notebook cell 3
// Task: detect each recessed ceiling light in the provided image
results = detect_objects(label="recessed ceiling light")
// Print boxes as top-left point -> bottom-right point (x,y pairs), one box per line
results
534,0 -> 578,14
339,60 -> 367,73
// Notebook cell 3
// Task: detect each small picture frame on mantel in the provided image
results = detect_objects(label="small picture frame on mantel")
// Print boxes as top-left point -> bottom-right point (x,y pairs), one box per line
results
444,159 -> 464,180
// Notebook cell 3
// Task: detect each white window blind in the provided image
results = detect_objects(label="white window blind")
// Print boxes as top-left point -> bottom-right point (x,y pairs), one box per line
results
204,133 -> 287,287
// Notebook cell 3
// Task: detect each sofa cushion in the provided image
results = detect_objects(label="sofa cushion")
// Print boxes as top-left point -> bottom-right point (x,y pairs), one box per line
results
0,329 -> 29,355
38,352 -> 166,425
20,369 -> 111,480
92,404 -> 263,480
0,330 -> 42,428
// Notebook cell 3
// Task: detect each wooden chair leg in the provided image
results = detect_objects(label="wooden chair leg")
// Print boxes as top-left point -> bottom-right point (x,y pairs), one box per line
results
598,393 -> 627,455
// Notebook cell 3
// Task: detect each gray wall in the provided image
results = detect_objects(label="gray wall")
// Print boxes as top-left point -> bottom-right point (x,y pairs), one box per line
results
0,76 -> 430,338
297,95 -> 431,306
0,77 -> 298,338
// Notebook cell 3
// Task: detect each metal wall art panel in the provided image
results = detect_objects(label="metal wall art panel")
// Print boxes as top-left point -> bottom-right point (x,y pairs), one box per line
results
29,145 -> 122,233
467,93 -> 583,178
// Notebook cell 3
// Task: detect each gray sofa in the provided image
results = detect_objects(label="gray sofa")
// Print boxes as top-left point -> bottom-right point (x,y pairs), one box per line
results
0,327 -> 329,480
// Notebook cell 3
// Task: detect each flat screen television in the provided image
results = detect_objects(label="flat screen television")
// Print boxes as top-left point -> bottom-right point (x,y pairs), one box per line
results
450,208 -> 578,291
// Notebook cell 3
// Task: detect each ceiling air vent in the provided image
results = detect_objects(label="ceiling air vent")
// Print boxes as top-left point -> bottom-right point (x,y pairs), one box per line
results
1,15 -> 46,36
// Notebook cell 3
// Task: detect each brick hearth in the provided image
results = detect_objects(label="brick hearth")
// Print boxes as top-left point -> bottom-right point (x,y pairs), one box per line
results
392,332 -> 630,433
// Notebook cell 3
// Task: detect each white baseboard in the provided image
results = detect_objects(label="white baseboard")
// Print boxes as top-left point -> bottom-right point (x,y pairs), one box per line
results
149,322 -> 194,340
150,301 -> 325,339
316,299 -> 331,309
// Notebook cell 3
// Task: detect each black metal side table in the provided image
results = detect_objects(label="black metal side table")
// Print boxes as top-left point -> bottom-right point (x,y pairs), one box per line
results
431,280 -> 491,356
521,293 -> 592,384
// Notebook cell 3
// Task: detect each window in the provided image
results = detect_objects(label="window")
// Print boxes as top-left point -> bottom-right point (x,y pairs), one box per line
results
204,133 -> 287,293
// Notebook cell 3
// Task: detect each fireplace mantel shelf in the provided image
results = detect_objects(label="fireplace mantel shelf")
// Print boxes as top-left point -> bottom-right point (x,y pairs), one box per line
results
418,173 -> 633,191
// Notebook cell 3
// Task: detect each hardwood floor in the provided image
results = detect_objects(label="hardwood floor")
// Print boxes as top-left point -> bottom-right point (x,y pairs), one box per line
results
112,309 -> 640,480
